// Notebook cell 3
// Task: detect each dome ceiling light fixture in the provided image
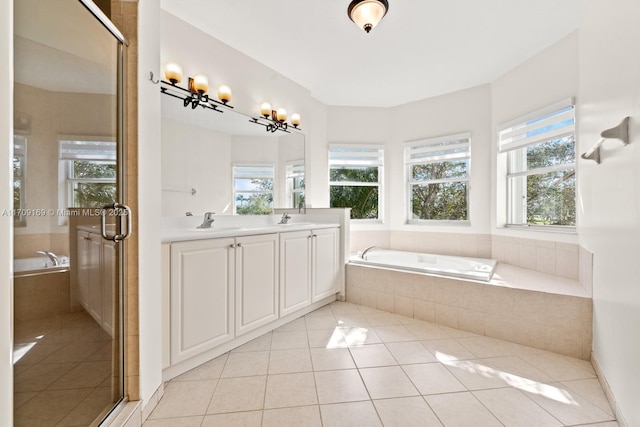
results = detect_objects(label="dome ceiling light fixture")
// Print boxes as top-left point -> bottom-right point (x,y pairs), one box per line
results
347,0 -> 389,33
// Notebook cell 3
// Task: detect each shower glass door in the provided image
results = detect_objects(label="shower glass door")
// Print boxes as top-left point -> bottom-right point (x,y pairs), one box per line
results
13,0 -> 127,425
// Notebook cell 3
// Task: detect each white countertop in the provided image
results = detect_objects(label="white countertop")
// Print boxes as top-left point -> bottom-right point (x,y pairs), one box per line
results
162,222 -> 340,243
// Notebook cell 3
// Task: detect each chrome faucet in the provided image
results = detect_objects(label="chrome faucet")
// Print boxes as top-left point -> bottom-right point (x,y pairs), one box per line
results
34,250 -> 59,266
360,246 -> 381,260
197,212 -> 215,229
278,212 -> 292,224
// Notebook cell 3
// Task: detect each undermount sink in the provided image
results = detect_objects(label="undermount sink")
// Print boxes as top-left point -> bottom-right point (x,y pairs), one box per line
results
276,222 -> 312,226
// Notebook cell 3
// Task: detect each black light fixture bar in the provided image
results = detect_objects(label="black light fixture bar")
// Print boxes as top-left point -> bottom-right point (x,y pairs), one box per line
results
249,117 -> 291,134
150,71 -> 234,112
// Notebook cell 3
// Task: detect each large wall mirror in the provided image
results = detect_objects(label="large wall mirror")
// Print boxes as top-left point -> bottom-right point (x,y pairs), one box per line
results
161,97 -> 305,216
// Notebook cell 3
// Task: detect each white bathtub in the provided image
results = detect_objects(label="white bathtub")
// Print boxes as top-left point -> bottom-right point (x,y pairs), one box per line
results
14,256 -> 70,277
350,249 -> 497,282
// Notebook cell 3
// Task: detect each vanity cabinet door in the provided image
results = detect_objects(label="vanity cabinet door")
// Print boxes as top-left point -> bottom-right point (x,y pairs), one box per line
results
76,231 -> 91,310
235,233 -> 279,335
101,240 -> 116,337
279,230 -> 312,317
312,228 -> 340,303
87,232 -> 103,324
170,238 -> 235,364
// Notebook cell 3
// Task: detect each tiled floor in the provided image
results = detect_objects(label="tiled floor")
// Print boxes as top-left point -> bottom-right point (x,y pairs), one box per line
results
146,301 -> 618,427
13,310 -> 117,426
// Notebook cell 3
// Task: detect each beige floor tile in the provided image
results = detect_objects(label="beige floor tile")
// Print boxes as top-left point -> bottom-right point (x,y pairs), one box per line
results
306,305 -> 334,317
264,372 -> 318,409
561,378 -> 615,416
262,405 -> 321,427
220,351 -> 269,378
314,369 -> 369,404
57,386 -> 112,426
439,325 -> 479,338
310,348 -> 356,371
479,355 -> 555,384
387,341 -> 438,364
425,392 -> 502,427
231,333 -> 272,352
305,314 -> 338,330
271,330 -> 309,350
404,322 -> 450,340
457,336 -> 520,358
520,351 -> 596,381
341,326 -> 382,346
13,342 -> 65,366
206,376 -> 266,414
13,391 -> 37,409
320,401 -> 382,427
39,340 -> 107,364
522,382 -> 615,425
172,353 -> 228,381
150,380 -> 217,419
329,301 -> 363,315
333,313 -> 371,327
371,325 -> 416,342
14,388 -> 93,426
421,339 -> 477,361
366,312 -> 402,326
49,360 -> 111,389
402,363 -> 466,395
374,396 -> 443,427
268,348 -> 313,374
473,388 -> 563,427
572,422 -> 619,427
307,328 -> 347,348
442,359 -> 511,390
201,411 -> 262,427
275,316 -> 307,332
359,366 -> 419,399
144,416 -> 204,426
349,343 -> 397,368
13,362 -> 76,392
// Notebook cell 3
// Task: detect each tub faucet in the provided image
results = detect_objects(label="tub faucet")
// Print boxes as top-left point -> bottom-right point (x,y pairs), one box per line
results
360,246 -> 381,260
197,212 -> 215,229
34,250 -> 59,266
278,212 -> 291,224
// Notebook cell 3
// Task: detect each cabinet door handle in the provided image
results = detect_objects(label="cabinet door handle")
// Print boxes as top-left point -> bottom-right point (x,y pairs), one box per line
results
236,243 -> 242,247
229,244 -> 235,248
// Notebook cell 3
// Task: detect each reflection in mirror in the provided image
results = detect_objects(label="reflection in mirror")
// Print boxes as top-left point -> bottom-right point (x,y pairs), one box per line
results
161,96 -> 305,216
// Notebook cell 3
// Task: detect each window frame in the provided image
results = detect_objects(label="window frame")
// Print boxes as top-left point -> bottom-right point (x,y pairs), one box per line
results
58,137 -> 117,215
404,133 -> 471,225
285,161 -> 305,210
232,164 -> 275,215
328,144 -> 384,222
13,135 -> 27,226
498,98 -> 577,230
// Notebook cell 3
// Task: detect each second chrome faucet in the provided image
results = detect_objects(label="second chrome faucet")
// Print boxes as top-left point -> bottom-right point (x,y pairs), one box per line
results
197,212 -> 215,229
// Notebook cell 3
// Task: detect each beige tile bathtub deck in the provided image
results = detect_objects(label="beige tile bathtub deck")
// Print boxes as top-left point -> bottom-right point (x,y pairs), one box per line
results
145,301 -> 616,427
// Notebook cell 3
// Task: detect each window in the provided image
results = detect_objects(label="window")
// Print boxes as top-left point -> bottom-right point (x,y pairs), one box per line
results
285,162 -> 305,210
405,134 -> 470,222
59,138 -> 117,208
233,165 -> 274,215
329,144 -> 383,220
13,136 -> 26,226
498,99 -> 576,227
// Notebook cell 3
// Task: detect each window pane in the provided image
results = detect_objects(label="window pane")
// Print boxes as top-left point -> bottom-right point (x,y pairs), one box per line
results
330,185 -> 379,219
411,160 -> 468,181
330,167 -> 378,183
527,135 -> 575,170
235,178 -> 273,192
72,160 -> 116,179
411,182 -> 468,221
293,177 -> 304,190
235,192 -> 273,215
73,182 -> 116,208
509,169 -> 576,226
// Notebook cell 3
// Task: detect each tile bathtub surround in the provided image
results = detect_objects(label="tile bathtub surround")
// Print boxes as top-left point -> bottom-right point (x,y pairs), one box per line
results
346,264 -> 592,360
144,301 -> 616,427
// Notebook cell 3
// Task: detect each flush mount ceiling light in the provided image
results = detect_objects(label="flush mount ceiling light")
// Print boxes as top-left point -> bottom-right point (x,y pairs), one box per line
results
347,0 -> 389,33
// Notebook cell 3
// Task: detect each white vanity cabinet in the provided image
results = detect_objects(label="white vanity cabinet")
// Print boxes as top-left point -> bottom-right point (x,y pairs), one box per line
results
170,238 -> 235,364
279,227 -> 340,316
234,233 -> 279,335
75,228 -> 116,335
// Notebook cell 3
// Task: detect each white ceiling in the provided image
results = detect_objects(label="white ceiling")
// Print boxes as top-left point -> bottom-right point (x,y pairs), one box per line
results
160,0 -> 582,108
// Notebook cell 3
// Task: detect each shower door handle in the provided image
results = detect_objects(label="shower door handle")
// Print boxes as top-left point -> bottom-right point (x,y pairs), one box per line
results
100,202 -> 133,242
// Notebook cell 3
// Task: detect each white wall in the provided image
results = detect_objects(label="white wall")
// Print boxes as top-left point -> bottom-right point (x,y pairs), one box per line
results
578,1 -> 640,425
491,31 -> 579,243
0,1 -> 13,425
137,0 -> 163,408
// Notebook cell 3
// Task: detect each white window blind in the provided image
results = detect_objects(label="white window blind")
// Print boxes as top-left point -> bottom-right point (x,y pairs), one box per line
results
406,133 -> 470,166
498,98 -> 575,153
329,144 -> 384,168
233,165 -> 274,180
59,137 -> 116,161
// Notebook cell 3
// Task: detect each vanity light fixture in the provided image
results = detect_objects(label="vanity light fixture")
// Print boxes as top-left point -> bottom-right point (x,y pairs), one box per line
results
149,62 -> 234,112
348,0 -> 389,33
250,102 -> 302,133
